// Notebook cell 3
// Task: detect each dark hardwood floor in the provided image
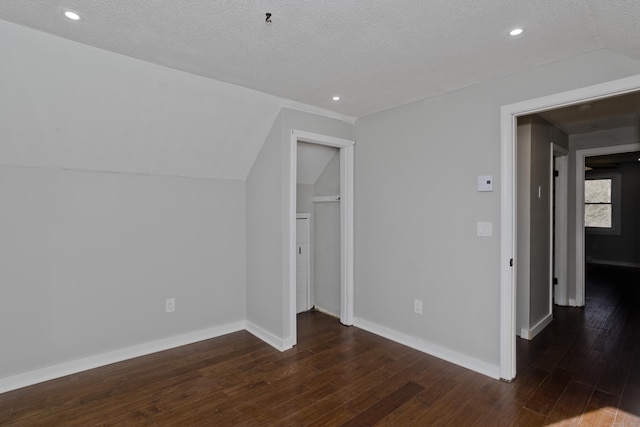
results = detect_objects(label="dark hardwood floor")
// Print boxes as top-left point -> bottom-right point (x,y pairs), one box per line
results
1,264 -> 639,426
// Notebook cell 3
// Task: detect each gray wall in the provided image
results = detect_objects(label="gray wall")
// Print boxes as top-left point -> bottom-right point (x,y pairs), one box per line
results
313,152 -> 341,315
0,167 -> 245,378
354,49 -> 640,368
516,120 -> 532,333
296,184 -> 314,213
528,117 -> 552,326
246,109 -> 354,341
516,116 -> 562,335
0,19 -> 249,380
246,112 -> 285,337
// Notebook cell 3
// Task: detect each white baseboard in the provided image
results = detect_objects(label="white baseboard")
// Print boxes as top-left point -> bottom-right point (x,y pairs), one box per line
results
313,305 -> 339,319
520,312 -> 553,340
353,317 -> 500,380
0,321 -> 244,395
245,321 -> 293,352
589,259 -> 640,269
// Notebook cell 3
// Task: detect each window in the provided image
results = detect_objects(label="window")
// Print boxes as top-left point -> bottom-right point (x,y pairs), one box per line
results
585,173 -> 620,234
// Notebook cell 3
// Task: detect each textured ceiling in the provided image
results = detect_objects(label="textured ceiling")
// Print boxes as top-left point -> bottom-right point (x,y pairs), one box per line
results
1,1 -> 640,118
539,92 -> 640,135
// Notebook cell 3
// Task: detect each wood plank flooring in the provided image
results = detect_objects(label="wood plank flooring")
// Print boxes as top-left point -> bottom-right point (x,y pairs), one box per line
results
1,264 -> 639,426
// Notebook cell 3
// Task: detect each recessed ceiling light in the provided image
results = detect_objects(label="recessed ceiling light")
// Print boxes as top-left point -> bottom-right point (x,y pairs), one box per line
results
509,28 -> 523,36
64,10 -> 80,20
332,96 -> 341,101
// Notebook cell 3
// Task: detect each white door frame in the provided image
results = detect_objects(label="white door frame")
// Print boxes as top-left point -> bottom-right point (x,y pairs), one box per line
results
574,143 -> 640,307
552,144 -> 569,307
500,74 -> 640,380
286,130 -> 354,348
296,213 -> 312,313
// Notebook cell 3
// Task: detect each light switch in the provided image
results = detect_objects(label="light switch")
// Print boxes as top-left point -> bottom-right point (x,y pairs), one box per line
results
477,221 -> 493,237
477,175 -> 493,192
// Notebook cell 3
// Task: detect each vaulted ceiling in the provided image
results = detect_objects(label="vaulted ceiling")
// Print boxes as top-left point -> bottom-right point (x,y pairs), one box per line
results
2,1 -> 639,118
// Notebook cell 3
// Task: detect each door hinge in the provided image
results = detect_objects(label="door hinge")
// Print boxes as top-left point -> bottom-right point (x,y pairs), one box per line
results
553,277 -> 558,285
298,247 -> 301,255
509,258 -> 513,267
554,170 -> 559,178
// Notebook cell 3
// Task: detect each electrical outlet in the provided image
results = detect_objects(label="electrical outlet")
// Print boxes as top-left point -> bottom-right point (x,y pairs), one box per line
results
166,298 -> 175,313
414,299 -> 423,315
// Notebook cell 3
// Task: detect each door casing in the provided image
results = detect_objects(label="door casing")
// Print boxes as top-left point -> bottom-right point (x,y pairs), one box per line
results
285,130 -> 354,349
500,74 -> 640,380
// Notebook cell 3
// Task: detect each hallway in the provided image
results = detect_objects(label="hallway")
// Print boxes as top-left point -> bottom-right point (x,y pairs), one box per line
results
516,264 -> 640,425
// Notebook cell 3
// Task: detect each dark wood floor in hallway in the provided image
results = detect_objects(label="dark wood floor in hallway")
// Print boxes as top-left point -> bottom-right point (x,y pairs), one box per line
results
1,264 -> 639,426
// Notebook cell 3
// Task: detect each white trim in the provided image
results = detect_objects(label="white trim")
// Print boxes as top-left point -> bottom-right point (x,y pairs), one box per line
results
0,321 -> 245,394
354,317 -> 500,380
500,74 -> 640,381
549,144 -> 554,315
296,213 -> 312,312
245,321 -> 292,352
520,313 -> 553,340
588,260 -> 640,269
313,305 -> 340,319
288,130 -> 355,349
552,145 -> 569,306
575,143 -> 640,307
279,99 -> 356,124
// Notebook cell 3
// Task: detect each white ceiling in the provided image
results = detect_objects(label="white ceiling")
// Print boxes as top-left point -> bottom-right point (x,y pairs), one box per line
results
1,1 -> 640,118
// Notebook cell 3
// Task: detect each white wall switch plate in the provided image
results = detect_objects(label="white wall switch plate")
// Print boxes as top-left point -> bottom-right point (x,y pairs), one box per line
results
166,298 -> 175,313
477,221 -> 493,237
477,175 -> 493,192
414,299 -> 423,314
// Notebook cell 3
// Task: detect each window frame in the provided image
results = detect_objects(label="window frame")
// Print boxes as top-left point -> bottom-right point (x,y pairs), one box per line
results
584,171 -> 621,235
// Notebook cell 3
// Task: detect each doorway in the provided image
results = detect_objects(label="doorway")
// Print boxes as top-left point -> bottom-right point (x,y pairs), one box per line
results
286,130 -> 354,349
574,144 -> 640,305
500,74 -> 640,380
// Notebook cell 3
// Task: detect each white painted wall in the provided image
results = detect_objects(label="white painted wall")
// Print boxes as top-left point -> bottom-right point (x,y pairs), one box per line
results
354,49 -> 640,373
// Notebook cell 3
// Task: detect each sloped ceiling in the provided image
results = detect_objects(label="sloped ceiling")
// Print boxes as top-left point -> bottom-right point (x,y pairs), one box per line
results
1,1 -> 640,118
297,142 -> 338,185
0,20 -> 284,181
